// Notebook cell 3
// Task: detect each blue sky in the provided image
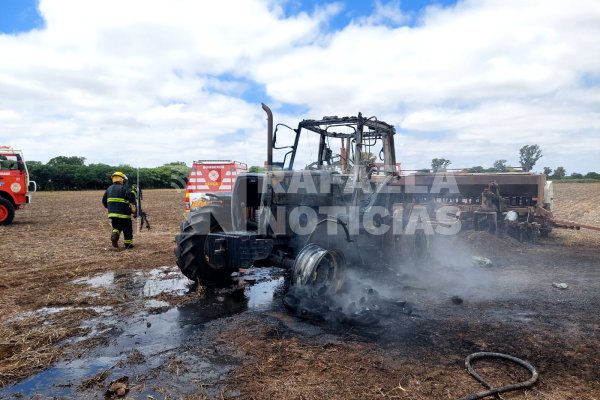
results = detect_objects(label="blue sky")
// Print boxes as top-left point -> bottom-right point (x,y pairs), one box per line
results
1,0 -> 459,35
0,0 -> 44,34
281,0 -> 458,29
0,0 -> 598,173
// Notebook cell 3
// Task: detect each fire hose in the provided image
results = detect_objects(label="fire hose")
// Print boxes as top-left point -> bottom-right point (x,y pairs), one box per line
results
458,352 -> 538,400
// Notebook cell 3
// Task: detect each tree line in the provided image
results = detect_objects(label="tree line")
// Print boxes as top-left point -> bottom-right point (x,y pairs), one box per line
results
429,145 -> 600,180
26,156 -> 191,190
27,148 -> 598,191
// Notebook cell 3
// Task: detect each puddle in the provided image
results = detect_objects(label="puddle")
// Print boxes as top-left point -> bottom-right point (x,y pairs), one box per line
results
73,271 -> 115,287
143,268 -> 190,296
1,305 -> 240,398
74,267 -> 192,297
2,266 -> 287,399
236,267 -> 286,312
247,277 -> 285,311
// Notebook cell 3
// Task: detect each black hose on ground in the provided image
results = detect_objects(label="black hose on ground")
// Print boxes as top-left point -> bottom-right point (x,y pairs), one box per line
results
458,352 -> 539,400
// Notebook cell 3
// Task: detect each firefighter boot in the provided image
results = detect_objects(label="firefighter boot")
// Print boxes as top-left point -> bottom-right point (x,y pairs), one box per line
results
111,231 -> 120,248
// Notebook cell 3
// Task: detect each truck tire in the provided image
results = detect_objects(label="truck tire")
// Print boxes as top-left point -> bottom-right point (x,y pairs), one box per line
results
0,198 -> 15,225
174,209 -> 235,285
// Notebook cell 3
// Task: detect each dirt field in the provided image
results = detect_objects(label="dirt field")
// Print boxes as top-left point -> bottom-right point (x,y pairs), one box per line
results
0,183 -> 599,399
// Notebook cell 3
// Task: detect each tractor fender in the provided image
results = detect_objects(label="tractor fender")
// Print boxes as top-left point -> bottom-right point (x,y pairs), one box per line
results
184,204 -> 232,233
305,216 -> 353,246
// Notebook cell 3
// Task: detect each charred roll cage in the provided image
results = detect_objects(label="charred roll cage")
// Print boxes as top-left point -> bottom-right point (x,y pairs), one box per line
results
270,112 -> 397,176
174,104 -> 556,293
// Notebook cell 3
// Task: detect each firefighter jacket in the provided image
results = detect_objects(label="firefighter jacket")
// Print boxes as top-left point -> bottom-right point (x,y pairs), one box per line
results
102,183 -> 136,219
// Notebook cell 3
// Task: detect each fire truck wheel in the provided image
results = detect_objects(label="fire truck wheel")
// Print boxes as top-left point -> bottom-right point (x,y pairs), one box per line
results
175,209 -> 235,285
0,198 -> 15,225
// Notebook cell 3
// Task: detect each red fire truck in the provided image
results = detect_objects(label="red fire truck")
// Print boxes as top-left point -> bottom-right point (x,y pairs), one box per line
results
185,160 -> 247,212
0,146 -> 37,225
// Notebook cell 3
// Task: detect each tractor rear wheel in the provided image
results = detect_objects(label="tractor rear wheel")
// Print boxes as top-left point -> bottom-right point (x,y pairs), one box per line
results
174,209 -> 235,285
0,198 -> 15,225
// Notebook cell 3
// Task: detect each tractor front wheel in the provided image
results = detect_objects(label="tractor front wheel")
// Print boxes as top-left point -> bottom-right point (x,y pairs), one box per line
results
174,209 -> 235,285
292,243 -> 347,296
0,198 -> 15,225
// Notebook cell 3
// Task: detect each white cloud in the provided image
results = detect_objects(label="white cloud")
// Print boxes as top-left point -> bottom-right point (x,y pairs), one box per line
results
356,0 -> 408,26
252,0 -> 600,171
0,0 -> 598,174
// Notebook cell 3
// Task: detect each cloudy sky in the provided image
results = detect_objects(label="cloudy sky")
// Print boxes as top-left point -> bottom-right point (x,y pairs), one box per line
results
1,0 -> 599,173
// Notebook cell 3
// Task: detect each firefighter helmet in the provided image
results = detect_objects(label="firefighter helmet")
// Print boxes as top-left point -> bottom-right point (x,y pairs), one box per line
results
111,171 -> 128,182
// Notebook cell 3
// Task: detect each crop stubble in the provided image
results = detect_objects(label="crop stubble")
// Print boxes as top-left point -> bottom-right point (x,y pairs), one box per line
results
0,184 -> 599,398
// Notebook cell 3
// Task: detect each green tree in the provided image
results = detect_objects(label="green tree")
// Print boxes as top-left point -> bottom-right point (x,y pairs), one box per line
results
26,161 -> 43,168
553,166 -> 566,179
431,158 -> 451,172
86,163 -> 113,189
543,167 -> 553,177
492,159 -> 507,172
584,172 -> 600,180
468,166 -> 485,173
47,156 -> 86,166
25,156 -> 196,190
27,161 -> 52,190
518,145 -> 542,172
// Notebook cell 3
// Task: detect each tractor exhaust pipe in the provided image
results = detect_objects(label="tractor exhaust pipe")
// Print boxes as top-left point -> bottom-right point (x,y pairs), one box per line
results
262,103 -> 273,171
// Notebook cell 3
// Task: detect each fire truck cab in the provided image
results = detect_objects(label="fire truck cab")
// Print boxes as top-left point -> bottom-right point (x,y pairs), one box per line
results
0,146 -> 37,225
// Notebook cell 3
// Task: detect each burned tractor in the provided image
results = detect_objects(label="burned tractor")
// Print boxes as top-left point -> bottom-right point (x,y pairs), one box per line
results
174,104 -> 584,291
175,104 -> 418,291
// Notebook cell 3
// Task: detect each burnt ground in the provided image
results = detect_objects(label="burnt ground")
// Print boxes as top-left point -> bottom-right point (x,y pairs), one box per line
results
0,185 -> 599,400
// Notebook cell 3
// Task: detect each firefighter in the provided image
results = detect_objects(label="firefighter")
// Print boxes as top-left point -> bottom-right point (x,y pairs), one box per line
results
102,171 -> 137,249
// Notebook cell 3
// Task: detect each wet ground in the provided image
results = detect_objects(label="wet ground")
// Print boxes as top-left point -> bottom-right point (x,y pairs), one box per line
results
1,267 -> 287,399
2,233 -> 600,399
1,188 -> 599,399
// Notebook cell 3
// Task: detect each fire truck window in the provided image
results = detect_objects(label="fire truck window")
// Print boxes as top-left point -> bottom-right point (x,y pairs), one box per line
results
0,155 -> 19,170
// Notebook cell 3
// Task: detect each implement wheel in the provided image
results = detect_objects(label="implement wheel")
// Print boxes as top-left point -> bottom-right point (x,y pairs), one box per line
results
174,209 -> 235,285
0,198 -> 15,225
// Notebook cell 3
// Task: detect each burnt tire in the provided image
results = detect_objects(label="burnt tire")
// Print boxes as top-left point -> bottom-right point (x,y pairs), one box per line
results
174,209 -> 235,285
0,198 -> 15,225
